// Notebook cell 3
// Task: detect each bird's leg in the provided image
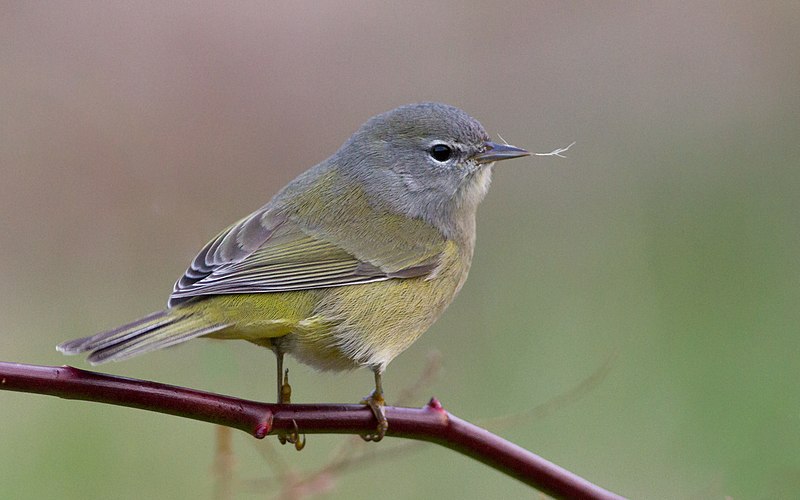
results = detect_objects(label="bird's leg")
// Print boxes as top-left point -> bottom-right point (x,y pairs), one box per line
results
275,350 -> 284,403
275,350 -> 291,404
280,369 -> 292,405
360,370 -> 388,442
274,350 -> 304,450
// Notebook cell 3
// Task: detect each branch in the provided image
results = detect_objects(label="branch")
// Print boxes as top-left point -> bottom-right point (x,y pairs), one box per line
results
0,361 -> 623,499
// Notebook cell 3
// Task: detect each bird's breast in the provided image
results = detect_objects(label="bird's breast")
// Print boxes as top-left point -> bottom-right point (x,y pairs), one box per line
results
289,239 -> 473,372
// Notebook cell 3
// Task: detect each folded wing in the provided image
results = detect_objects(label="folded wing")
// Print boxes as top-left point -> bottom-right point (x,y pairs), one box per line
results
169,207 -> 443,306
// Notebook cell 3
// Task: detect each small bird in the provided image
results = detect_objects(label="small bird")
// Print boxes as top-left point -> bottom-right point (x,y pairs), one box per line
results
58,102 -> 529,441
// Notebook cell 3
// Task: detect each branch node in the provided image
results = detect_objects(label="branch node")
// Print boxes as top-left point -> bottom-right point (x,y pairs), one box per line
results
426,397 -> 445,413
254,419 -> 272,439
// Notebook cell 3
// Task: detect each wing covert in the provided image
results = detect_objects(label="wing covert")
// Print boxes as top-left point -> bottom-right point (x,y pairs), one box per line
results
169,207 -> 441,306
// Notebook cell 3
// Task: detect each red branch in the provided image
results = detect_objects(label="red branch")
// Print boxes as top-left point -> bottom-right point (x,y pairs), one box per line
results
0,362 -> 623,499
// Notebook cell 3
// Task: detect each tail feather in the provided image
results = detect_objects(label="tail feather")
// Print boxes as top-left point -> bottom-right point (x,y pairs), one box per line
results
57,310 -> 175,354
57,309 -> 230,365
87,319 -> 229,364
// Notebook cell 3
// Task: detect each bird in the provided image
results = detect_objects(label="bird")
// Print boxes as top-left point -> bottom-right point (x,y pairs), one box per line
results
57,102 -> 530,441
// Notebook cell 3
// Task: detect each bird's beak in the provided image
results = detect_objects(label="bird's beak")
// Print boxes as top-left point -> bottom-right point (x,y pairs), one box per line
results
472,141 -> 530,164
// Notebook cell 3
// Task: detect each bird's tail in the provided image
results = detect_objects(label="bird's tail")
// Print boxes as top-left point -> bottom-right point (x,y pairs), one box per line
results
57,308 -> 230,364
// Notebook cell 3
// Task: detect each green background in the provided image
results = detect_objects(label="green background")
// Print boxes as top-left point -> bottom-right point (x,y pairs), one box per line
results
1,2 -> 798,498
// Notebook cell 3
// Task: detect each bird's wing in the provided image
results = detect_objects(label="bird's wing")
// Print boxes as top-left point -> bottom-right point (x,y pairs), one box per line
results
168,207 -> 443,306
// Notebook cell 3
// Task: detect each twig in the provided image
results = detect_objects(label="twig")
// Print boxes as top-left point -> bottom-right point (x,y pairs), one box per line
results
482,353 -> 617,430
213,426 -> 235,500
0,361 -> 623,499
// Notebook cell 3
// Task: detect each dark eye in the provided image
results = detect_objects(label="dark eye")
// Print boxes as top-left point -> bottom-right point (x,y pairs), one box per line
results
429,144 -> 453,162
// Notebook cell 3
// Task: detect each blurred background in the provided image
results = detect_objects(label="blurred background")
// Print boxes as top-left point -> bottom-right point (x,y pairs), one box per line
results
1,2 -> 799,498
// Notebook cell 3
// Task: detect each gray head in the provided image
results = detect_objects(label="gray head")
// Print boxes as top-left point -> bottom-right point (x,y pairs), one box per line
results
337,103 -> 529,238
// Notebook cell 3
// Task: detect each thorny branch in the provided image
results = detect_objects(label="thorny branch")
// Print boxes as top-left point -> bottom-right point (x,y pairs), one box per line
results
0,361 -> 623,499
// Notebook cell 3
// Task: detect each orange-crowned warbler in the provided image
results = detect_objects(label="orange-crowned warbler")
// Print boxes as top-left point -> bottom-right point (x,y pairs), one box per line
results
58,102 -> 530,440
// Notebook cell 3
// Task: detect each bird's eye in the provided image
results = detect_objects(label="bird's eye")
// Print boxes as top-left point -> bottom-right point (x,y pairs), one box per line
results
429,144 -> 453,162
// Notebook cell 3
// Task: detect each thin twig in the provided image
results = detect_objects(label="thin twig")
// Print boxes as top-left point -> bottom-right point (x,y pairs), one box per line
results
213,426 -> 235,500
482,353 -> 617,430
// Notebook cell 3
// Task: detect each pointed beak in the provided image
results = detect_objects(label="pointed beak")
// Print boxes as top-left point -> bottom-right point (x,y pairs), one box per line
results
472,141 -> 530,164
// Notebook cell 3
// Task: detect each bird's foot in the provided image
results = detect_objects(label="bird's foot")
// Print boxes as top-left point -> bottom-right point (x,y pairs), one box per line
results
360,390 -> 388,442
277,419 -> 305,451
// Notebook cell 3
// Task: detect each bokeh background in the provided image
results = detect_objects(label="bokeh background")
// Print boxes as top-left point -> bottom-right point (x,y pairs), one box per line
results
2,2 -> 799,498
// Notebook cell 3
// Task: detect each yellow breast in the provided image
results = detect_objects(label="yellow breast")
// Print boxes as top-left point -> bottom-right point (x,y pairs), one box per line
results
289,239 -> 472,371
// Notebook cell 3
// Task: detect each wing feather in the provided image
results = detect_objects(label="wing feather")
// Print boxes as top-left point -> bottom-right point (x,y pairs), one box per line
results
169,207 -> 440,306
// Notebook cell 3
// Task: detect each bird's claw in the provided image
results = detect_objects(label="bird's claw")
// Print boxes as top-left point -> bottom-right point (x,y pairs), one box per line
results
360,390 -> 388,442
278,419 -> 306,451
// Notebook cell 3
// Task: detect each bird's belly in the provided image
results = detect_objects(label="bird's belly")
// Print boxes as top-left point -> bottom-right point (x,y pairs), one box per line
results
206,241 -> 472,373
289,243 -> 470,372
